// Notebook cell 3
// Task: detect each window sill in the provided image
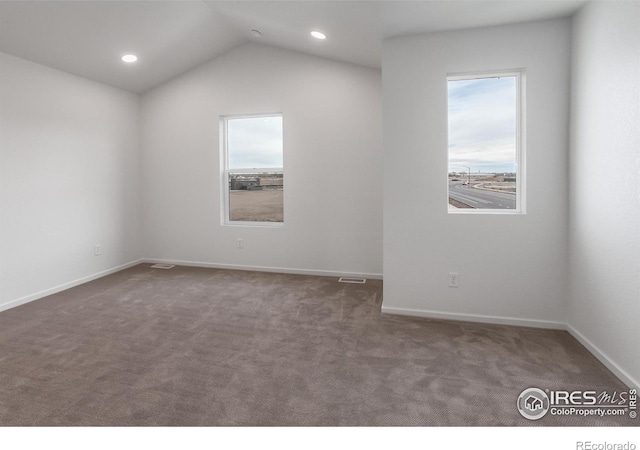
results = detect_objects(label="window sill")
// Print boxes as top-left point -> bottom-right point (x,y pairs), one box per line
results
223,221 -> 284,228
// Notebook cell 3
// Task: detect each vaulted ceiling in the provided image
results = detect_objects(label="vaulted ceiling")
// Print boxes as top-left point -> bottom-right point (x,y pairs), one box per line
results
0,1 -> 586,93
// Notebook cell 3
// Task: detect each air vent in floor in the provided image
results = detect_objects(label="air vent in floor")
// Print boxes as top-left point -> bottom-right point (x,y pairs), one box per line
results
150,264 -> 175,269
338,277 -> 366,284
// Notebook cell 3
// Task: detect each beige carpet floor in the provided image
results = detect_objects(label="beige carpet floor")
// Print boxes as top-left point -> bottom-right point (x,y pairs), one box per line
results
0,264 -> 633,426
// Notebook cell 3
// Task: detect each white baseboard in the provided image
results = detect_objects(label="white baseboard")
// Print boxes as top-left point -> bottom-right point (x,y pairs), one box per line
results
382,305 -> 637,388
566,323 -> 638,389
0,258 -> 378,315
143,258 -> 383,280
381,305 -> 565,330
0,259 -> 143,314
2,258 -> 635,389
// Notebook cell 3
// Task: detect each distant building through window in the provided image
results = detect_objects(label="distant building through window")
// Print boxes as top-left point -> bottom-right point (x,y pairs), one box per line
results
221,114 -> 284,225
447,71 -> 525,213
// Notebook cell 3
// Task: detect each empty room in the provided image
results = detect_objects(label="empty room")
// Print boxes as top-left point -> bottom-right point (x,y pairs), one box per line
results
0,0 -> 638,438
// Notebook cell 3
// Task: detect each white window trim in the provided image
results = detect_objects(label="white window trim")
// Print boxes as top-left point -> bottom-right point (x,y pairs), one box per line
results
447,69 -> 526,215
220,113 -> 284,227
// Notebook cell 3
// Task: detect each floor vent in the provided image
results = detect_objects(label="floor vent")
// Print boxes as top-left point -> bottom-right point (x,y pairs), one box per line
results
338,277 -> 366,284
150,264 -> 175,269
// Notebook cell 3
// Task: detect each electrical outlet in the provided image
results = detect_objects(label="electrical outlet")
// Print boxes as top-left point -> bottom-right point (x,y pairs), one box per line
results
94,245 -> 101,256
448,272 -> 459,288
237,238 -> 244,249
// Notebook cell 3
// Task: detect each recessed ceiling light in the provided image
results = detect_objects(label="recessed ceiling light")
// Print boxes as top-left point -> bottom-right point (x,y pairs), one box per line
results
310,31 -> 326,40
121,54 -> 138,63
251,29 -> 263,38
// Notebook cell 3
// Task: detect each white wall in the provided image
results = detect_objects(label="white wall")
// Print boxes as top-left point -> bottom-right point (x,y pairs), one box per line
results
568,2 -> 640,387
140,43 -> 383,277
381,19 -> 571,326
0,52 -> 141,310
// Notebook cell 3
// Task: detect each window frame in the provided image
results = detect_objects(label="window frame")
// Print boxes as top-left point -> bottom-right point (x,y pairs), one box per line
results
220,113 -> 284,227
446,69 -> 526,215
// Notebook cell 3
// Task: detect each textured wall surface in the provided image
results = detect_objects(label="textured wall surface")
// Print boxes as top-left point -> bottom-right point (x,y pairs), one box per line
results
0,52 -> 141,309
140,43 -> 383,277
568,1 -> 640,387
381,19 -> 571,326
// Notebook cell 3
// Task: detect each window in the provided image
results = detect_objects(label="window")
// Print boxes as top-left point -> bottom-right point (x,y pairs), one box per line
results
447,71 -> 524,213
221,114 -> 284,225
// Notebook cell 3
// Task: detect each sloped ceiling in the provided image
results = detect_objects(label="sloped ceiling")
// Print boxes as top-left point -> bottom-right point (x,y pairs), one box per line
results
0,1 -> 586,93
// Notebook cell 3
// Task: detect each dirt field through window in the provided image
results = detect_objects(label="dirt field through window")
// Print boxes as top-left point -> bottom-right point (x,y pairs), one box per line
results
229,190 -> 283,222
